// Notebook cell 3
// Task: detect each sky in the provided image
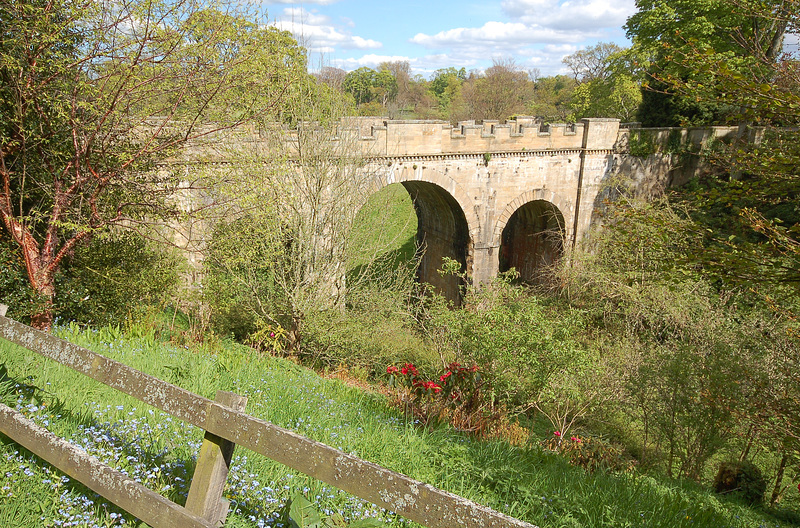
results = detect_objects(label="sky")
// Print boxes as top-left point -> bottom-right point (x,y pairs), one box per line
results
264,0 -> 638,78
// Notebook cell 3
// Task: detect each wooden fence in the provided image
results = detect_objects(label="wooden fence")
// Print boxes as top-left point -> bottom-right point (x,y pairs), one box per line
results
0,313 -> 537,528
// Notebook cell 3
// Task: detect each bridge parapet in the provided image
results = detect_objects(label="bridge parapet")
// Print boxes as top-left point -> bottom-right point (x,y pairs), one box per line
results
176,117 -> 621,162
352,117 -> 619,157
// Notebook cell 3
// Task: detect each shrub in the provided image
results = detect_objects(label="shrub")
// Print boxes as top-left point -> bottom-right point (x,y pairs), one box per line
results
713,460 -> 767,505
386,361 -> 499,434
56,231 -> 181,326
423,271 -> 589,408
542,433 -> 634,473
0,231 -> 180,326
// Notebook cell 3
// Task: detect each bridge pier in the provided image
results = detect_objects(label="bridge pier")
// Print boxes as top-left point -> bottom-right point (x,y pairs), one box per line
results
471,245 -> 500,285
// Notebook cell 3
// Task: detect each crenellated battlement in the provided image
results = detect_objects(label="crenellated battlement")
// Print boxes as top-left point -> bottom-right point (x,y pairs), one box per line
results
332,117 -> 618,157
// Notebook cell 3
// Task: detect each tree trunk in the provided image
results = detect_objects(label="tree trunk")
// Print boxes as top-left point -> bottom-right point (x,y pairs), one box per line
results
769,451 -> 789,507
286,314 -> 302,354
16,225 -> 58,331
29,271 -> 56,331
739,424 -> 756,462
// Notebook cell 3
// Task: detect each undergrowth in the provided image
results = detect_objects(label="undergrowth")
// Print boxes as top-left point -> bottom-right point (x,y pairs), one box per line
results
0,322 -> 796,527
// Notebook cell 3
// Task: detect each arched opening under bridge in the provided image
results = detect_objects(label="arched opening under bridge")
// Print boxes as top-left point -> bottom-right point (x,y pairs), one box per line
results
499,200 -> 565,283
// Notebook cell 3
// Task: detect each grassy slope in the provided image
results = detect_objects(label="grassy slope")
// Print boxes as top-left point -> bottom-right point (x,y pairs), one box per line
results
0,324 -> 794,528
348,183 -> 417,273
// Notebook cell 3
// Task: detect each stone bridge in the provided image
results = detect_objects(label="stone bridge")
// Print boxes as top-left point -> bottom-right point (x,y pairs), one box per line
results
179,117 -> 744,301
351,117 -> 619,300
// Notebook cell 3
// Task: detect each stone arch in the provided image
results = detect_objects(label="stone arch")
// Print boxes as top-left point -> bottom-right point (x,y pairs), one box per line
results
493,190 -> 571,283
366,162 -> 478,303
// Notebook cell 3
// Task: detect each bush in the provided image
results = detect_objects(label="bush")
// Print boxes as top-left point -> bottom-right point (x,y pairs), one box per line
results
0,231 -> 180,326
713,460 -> 767,505
542,434 -> 634,473
423,272 -> 590,408
56,231 -> 181,326
301,285 -> 436,377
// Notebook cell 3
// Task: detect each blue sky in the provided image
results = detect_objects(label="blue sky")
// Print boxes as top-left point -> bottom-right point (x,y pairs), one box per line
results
265,0 -> 638,78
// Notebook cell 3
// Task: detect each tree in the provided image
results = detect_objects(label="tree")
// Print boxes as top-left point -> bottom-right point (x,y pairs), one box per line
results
315,66 -> 348,91
625,0 -> 793,125
204,81 -> 398,353
563,42 -> 623,82
342,67 -> 398,111
528,75 -> 577,122
462,59 -> 533,121
564,44 -> 642,121
0,0 -> 305,329
655,2 -> 800,465
599,0 -> 800,486
424,67 -> 469,121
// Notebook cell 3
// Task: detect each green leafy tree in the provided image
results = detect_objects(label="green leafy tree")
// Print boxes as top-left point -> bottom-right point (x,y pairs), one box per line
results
651,3 -> 800,486
342,67 -> 397,111
565,44 -> 642,121
625,0 -> 792,125
429,67 -> 467,118
528,75 -> 577,122
0,0 -> 304,329
343,68 -> 377,106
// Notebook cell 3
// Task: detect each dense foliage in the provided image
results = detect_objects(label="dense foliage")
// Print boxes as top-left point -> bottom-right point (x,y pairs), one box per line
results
0,230 -> 180,326
0,0 -> 306,328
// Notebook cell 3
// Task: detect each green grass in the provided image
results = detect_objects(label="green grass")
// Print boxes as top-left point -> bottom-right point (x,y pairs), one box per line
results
0,324 -> 797,528
348,183 -> 417,273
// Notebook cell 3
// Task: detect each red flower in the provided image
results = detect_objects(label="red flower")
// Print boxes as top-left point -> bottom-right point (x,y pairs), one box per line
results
554,431 -> 561,437
419,380 -> 442,394
439,371 -> 452,382
387,366 -> 399,375
400,367 -> 408,375
571,436 -> 580,442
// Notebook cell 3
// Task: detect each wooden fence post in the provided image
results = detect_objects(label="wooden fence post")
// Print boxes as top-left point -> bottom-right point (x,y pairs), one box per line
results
185,390 -> 248,526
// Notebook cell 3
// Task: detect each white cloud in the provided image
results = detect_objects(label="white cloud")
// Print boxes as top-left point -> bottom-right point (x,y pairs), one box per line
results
404,0 -> 636,76
411,21 -> 578,49
330,54 -> 418,70
501,0 -> 636,31
271,7 -> 381,51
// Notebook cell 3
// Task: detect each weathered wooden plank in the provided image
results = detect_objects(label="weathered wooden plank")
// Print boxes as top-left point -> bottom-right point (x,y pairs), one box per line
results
0,315 -> 538,528
202,402 -> 537,528
0,315 -> 213,426
0,403 -> 213,528
185,391 -> 248,526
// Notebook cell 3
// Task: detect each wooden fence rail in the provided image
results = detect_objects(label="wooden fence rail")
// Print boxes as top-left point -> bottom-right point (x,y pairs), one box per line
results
0,314 -> 537,528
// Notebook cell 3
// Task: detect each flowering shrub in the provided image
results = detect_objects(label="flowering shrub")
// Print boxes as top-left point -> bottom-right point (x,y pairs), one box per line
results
247,323 -> 286,355
386,362 -> 496,433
